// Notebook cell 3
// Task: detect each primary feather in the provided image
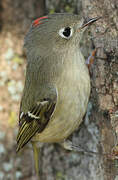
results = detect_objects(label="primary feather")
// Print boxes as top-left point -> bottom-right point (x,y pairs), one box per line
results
17,99 -> 56,152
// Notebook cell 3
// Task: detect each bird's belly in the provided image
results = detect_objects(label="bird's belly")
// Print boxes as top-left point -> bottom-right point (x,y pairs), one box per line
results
38,99 -> 80,142
33,63 -> 90,143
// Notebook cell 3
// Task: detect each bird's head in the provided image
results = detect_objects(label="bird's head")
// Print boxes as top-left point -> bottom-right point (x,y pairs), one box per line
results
24,13 -> 100,59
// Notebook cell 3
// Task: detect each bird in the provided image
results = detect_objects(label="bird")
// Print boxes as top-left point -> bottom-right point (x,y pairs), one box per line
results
16,13 -> 101,177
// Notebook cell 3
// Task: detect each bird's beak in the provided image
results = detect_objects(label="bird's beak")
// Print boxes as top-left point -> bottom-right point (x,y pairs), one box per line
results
80,16 -> 101,29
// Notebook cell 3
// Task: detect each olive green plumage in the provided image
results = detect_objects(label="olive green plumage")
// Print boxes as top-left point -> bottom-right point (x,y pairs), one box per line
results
16,13 -> 100,177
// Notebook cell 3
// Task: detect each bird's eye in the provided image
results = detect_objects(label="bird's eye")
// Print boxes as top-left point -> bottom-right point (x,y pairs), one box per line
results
59,27 -> 73,39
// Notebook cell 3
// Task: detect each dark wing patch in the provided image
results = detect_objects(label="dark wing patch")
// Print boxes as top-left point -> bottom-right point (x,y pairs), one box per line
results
16,99 -> 56,152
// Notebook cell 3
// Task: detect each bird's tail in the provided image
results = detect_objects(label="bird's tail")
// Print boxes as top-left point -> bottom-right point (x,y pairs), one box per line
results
32,141 -> 40,179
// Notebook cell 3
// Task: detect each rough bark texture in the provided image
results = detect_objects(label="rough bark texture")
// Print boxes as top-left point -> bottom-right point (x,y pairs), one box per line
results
0,0 -> 118,180
82,1 -> 118,180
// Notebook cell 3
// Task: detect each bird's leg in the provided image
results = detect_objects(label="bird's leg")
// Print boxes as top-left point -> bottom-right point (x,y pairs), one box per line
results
60,140 -> 73,150
60,139 -> 85,152
32,142 -> 40,180
60,140 -> 98,155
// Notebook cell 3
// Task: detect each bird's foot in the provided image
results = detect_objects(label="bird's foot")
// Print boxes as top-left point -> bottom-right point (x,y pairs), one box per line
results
60,140 -> 73,151
60,140 -> 98,155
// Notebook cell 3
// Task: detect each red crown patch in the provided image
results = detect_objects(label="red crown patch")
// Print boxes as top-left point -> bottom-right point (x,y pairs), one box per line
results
32,16 -> 48,27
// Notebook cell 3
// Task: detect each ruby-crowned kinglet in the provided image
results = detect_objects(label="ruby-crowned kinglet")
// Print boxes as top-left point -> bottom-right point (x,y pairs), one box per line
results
16,13 -> 101,177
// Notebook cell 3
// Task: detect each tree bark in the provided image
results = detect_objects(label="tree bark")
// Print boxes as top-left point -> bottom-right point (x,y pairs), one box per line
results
82,0 -> 118,179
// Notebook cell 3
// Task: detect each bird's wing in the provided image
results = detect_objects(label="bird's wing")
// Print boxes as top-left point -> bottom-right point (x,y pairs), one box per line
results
16,98 -> 56,152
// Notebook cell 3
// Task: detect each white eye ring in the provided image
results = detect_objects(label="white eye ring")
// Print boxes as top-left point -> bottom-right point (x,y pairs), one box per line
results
58,27 -> 73,39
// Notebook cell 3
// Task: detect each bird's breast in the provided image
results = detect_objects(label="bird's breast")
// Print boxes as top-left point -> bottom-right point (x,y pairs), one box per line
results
33,51 -> 90,143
